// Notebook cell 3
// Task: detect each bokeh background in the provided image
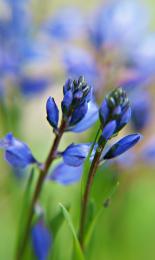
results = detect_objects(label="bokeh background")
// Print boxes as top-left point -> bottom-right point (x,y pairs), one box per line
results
0,0 -> 155,259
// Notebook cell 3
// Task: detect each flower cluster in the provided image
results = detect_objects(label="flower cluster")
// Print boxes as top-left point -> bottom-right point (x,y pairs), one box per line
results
46,76 -> 98,133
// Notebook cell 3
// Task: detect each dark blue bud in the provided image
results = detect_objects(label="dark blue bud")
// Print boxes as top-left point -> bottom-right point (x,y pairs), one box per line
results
61,90 -> 73,115
116,106 -> 131,131
0,133 -> 37,168
99,99 -> 110,127
49,162 -> 82,185
69,102 -> 88,126
104,133 -> 142,159
46,97 -> 59,129
63,78 -> 73,94
32,220 -> 52,260
112,105 -> 121,116
100,120 -> 117,142
61,143 -> 92,167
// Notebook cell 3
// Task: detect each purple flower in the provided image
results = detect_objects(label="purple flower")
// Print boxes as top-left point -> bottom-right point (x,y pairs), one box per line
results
50,163 -> 83,185
104,133 -> 142,159
32,220 -> 52,260
0,133 -> 37,168
46,97 -> 59,129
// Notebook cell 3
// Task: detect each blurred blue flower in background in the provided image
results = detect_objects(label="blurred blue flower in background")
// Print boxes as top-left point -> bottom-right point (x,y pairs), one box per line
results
0,0 -> 51,97
131,34 -> 155,76
43,7 -> 84,41
89,0 -> 148,51
63,47 -> 98,85
32,219 -> 52,260
131,90 -> 151,132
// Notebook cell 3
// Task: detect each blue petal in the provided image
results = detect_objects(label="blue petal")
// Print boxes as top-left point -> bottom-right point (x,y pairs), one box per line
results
0,133 -> 36,168
99,99 -> 110,127
117,106 -> 131,131
20,76 -> 49,96
49,163 -> 82,185
101,120 -> 117,141
61,90 -> 73,114
69,101 -> 98,132
32,220 -> 52,260
61,143 -> 92,167
46,97 -> 59,129
69,102 -> 88,126
131,91 -> 151,131
104,133 -> 142,159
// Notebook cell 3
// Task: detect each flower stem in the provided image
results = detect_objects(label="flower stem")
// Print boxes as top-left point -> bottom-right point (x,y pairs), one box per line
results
16,120 -> 66,260
79,146 -> 104,250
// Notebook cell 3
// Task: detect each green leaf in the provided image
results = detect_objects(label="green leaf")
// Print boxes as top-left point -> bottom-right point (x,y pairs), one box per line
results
85,181 -> 119,247
59,203 -> 85,260
16,167 -> 35,254
49,204 -> 70,238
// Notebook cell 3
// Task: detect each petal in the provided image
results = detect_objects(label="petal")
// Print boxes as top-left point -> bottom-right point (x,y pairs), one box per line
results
69,101 -> 88,126
46,97 -> 59,129
20,77 -> 49,96
0,133 -> 37,168
5,145 -> 36,168
117,106 -> 131,131
0,133 -> 13,149
69,101 -> 98,132
99,99 -> 110,127
49,163 -> 82,185
61,143 -> 91,166
32,220 -> 52,260
104,133 -> 142,159
61,90 -> 73,115
100,120 -> 117,142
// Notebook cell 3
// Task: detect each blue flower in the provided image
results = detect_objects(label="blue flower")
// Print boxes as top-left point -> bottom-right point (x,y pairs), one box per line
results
63,47 -> 98,85
19,76 -> 49,96
46,97 -> 59,129
99,88 -> 131,133
0,133 -> 37,168
61,143 -> 94,167
89,1 -> 148,51
49,163 -> 82,185
131,34 -> 155,76
62,76 -> 94,129
46,76 -> 97,133
32,220 -> 52,260
43,7 -> 84,40
131,90 -> 151,131
99,120 -> 117,144
67,101 -> 98,133
104,133 -> 142,159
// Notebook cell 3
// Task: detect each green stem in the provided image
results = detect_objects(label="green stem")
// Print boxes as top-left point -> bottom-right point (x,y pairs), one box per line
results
79,145 -> 105,250
16,120 -> 66,260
